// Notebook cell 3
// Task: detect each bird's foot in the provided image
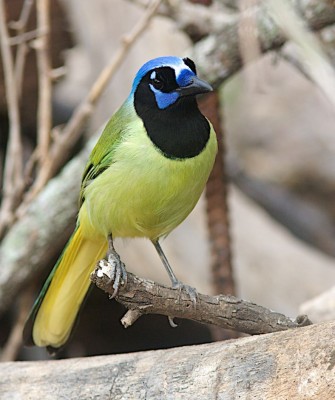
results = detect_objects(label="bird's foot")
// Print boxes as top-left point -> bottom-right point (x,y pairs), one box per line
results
107,251 -> 128,298
168,281 -> 197,328
172,280 -> 198,305
98,251 -> 127,298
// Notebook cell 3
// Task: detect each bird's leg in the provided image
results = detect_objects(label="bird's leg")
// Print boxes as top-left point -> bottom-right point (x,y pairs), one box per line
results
152,240 -> 198,304
99,234 -> 127,298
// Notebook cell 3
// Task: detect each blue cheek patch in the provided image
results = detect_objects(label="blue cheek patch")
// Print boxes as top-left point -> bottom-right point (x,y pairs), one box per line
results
150,85 -> 180,109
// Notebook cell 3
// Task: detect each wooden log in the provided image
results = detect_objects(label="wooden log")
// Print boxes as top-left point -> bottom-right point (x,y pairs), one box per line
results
1,321 -> 334,399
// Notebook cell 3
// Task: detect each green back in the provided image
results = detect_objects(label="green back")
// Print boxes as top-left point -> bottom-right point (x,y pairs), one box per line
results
80,103 -> 131,205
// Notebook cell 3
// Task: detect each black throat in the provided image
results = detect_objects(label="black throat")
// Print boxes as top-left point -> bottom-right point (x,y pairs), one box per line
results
134,80 -> 210,159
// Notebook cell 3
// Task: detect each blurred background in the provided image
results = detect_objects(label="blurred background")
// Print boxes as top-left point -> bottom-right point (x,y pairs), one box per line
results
1,0 -> 335,361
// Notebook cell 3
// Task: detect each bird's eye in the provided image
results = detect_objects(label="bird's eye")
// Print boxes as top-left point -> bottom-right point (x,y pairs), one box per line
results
151,77 -> 164,91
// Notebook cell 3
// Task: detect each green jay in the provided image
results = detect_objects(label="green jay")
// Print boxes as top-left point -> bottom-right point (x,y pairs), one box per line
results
23,56 -> 218,352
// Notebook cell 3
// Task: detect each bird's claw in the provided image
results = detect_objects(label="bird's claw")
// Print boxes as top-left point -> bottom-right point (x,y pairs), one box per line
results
168,316 -> 178,328
99,252 -> 127,298
172,280 -> 198,305
167,282 -> 197,327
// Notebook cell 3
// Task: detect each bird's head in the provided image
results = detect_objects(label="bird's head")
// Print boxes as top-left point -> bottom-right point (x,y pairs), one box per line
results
130,56 -> 212,110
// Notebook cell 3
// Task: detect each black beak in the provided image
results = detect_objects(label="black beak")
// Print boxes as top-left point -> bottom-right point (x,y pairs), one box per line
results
177,76 -> 213,97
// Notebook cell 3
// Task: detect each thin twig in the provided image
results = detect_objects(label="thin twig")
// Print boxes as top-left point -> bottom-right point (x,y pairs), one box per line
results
91,263 -> 312,335
10,0 -> 35,98
34,0 -> 52,168
9,29 -> 40,46
0,0 -> 24,237
18,0 -> 162,214
8,0 -> 34,31
14,42 -> 28,99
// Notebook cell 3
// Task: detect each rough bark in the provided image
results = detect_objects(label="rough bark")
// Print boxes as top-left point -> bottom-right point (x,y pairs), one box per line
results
1,321 -> 335,399
91,264 -> 311,335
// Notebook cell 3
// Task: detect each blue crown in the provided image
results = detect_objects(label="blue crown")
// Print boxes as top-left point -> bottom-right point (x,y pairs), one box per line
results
130,56 -> 194,95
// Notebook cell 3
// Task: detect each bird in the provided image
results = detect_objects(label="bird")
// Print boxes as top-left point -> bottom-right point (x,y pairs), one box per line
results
23,56 -> 218,353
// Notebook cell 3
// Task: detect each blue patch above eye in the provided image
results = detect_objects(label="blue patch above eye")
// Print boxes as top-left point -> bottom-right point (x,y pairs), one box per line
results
150,84 -> 180,109
176,69 -> 194,87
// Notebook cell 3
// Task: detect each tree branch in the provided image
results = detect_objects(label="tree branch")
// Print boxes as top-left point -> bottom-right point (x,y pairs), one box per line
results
267,0 -> 335,110
9,0 -> 34,98
34,0 -> 52,168
90,262 -> 312,335
0,0 -> 24,235
153,0 -> 335,86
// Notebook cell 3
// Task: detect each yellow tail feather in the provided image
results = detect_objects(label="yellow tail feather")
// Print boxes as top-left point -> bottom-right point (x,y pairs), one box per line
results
33,226 -> 107,348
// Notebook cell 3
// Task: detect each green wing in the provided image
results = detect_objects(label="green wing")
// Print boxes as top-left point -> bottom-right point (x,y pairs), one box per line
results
79,107 -> 127,206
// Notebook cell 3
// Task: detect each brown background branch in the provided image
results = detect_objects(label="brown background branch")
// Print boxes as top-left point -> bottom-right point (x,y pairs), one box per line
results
0,0 -> 24,233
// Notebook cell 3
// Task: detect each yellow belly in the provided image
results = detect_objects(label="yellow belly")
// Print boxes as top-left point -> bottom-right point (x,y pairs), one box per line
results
79,121 -> 217,241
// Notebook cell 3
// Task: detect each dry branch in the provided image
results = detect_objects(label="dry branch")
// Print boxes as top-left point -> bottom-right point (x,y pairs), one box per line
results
91,262 -> 311,335
1,321 -> 335,399
10,0 -> 34,97
167,0 -> 335,86
0,0 -> 24,234
267,0 -> 335,109
35,0 -> 52,168
201,94 -> 234,295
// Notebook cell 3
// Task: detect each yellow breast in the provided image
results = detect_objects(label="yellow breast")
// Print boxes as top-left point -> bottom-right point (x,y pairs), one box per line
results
79,118 -> 217,241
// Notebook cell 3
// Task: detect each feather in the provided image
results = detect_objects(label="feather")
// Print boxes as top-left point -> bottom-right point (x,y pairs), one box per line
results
24,225 -> 107,350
